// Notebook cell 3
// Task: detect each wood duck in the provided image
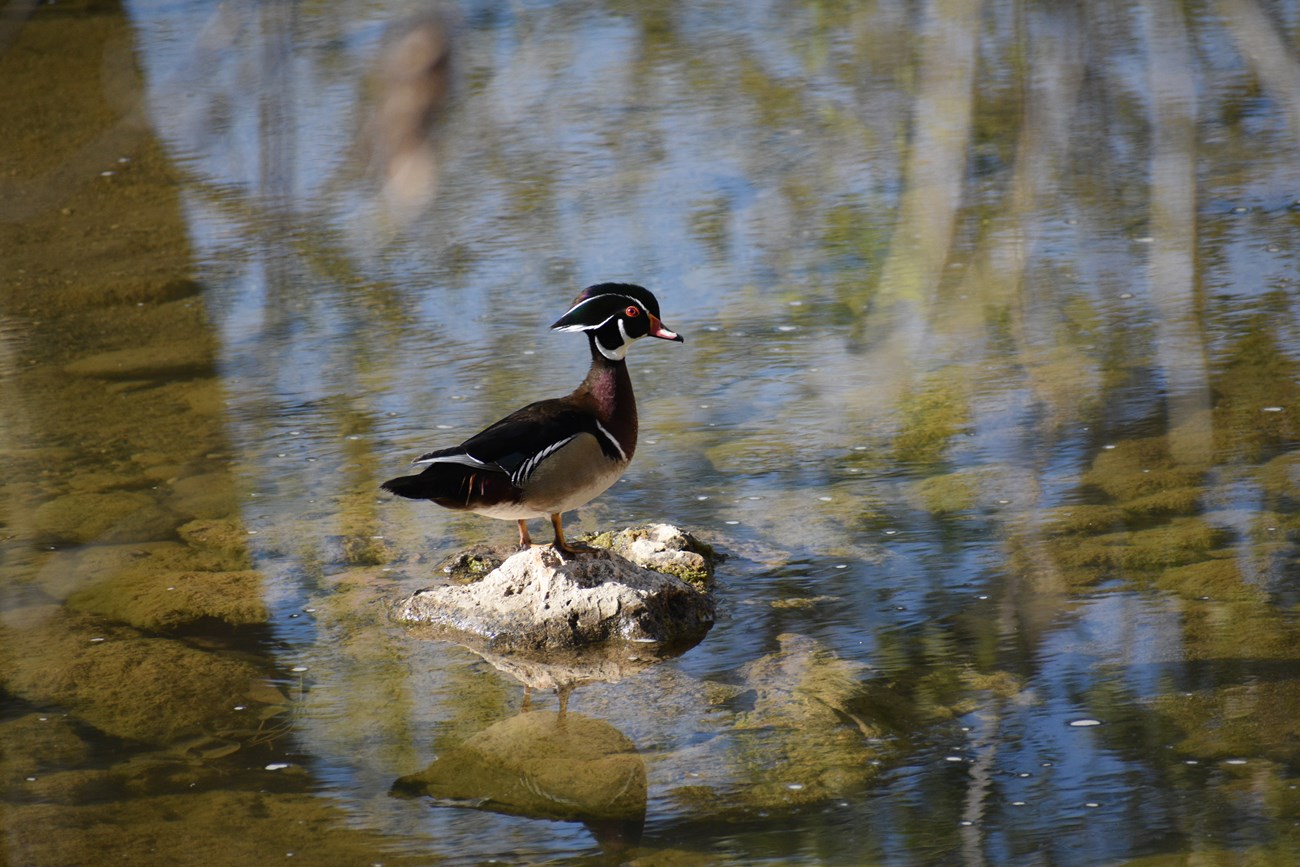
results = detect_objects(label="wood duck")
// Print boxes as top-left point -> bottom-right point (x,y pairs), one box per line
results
382,283 -> 684,554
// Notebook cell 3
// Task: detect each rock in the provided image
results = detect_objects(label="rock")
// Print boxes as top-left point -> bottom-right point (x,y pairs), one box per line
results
67,569 -> 269,631
177,519 -> 251,565
63,340 -> 213,381
391,710 -> 646,826
396,538 -> 715,653
33,491 -> 176,545
167,472 -> 239,521
584,523 -> 716,585
0,714 -> 89,787
0,609 -> 278,745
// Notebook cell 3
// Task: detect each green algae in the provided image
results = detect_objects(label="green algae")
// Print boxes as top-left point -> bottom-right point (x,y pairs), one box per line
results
1082,436 -> 1206,501
912,470 -> 979,513
892,371 -> 972,466
32,490 -> 177,546
583,524 -> 716,586
67,569 -> 269,631
665,634 -> 896,814
1047,517 -> 1224,576
0,611 -> 281,745
1155,557 -> 1267,602
4,791 -> 429,866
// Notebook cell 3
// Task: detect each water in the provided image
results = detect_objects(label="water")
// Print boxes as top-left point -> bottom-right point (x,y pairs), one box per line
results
3,0 -> 1300,863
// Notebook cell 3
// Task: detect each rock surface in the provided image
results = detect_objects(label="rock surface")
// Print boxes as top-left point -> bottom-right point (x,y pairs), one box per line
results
396,526 -> 716,652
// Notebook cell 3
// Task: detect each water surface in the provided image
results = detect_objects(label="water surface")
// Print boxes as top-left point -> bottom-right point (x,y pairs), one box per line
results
3,0 -> 1300,864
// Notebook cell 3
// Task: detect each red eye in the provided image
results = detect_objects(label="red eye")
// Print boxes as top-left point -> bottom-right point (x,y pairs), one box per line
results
624,305 -> 640,317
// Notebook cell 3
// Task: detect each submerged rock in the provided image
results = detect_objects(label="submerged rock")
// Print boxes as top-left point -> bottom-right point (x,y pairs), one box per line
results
0,609 -> 280,745
33,491 -> 176,546
67,569 -> 269,631
392,710 -> 646,824
396,526 -> 716,653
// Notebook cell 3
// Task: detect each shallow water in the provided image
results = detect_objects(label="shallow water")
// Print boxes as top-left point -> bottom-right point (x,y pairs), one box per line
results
4,0 -> 1300,863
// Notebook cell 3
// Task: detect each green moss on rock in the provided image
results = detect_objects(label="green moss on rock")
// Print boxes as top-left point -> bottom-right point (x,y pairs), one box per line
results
68,570 -> 268,630
1156,557 -> 1266,602
34,491 -> 177,545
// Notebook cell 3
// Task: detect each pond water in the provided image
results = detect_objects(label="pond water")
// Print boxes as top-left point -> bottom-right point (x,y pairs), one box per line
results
4,0 -> 1300,863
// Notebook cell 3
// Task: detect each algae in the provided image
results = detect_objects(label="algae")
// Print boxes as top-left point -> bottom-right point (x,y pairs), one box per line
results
67,569 -> 269,631
0,610 -> 279,745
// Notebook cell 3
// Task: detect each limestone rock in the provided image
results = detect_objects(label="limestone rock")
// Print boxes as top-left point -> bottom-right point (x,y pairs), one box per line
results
585,523 -> 716,585
396,542 -> 715,653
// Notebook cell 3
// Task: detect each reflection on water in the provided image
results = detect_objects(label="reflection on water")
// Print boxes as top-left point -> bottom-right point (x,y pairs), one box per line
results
4,0 -> 1300,862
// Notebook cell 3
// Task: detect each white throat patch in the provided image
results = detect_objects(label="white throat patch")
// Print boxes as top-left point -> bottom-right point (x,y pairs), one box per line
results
595,328 -> 629,361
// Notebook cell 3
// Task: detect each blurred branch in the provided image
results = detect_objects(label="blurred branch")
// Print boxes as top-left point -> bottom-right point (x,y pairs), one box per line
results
1217,0 -> 1300,145
1146,0 -> 1211,466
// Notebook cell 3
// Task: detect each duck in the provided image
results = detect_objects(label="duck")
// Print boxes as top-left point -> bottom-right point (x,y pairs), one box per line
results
382,282 -> 684,554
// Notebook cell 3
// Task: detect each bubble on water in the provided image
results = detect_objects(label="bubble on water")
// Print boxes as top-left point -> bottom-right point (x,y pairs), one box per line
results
786,783 -> 804,791
696,495 -> 709,500
1224,758 -> 1248,765
1085,802 -> 1101,808
883,529 -> 898,536
1068,718 -> 1102,727
724,520 -> 740,525
291,666 -> 309,673
1262,406 -> 1283,412
265,763 -> 291,771
945,756 -> 964,763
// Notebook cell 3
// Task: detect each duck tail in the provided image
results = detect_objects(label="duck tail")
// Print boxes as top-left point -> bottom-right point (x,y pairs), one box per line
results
380,473 -> 431,500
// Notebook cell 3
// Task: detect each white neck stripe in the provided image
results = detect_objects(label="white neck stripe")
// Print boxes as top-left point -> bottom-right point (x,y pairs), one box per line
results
594,420 -> 628,461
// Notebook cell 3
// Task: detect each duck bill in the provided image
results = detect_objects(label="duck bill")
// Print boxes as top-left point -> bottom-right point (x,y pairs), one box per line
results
648,314 -> 684,342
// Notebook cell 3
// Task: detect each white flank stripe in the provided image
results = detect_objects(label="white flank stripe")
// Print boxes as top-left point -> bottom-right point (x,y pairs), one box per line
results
413,452 -> 493,468
511,436 -> 575,487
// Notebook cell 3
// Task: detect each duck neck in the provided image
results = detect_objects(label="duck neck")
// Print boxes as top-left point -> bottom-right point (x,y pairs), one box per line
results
583,336 -> 638,459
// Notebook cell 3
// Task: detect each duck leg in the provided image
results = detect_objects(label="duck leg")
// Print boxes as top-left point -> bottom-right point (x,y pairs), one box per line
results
549,513 -> 593,555
517,519 -> 532,549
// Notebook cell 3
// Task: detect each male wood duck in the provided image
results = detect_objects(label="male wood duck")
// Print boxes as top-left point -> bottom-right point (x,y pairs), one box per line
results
382,283 -> 683,554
